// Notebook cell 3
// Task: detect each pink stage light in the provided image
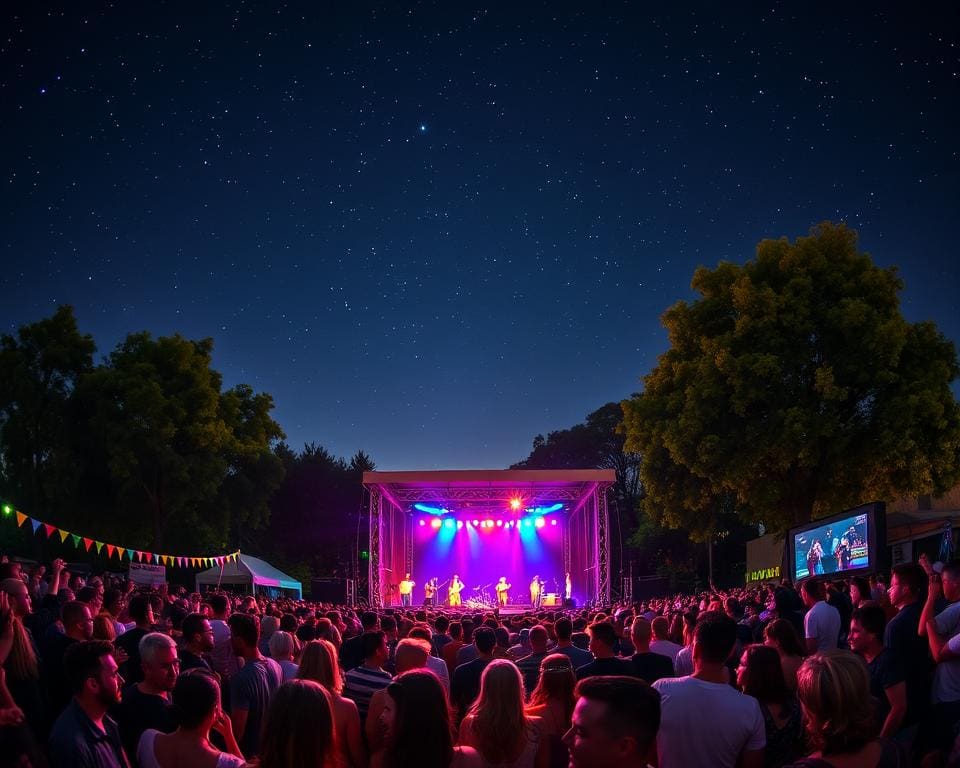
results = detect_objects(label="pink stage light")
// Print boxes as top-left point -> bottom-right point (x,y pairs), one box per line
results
431,518 -> 442,529
551,519 -> 558,526
496,520 -> 503,527
419,519 -> 426,527
510,498 -> 522,510
535,518 -> 546,528
484,519 -> 492,528
472,519 -> 479,526
457,521 -> 464,529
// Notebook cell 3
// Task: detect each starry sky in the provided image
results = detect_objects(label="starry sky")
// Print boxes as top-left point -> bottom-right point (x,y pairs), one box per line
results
2,3 -> 958,470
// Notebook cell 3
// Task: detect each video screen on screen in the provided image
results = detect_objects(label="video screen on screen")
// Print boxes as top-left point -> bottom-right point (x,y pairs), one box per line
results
793,512 -> 870,580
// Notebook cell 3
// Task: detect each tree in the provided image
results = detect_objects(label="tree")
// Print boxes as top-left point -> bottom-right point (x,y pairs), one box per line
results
268,443 -> 373,582
76,332 -> 284,552
0,306 -> 95,519
621,222 -> 960,540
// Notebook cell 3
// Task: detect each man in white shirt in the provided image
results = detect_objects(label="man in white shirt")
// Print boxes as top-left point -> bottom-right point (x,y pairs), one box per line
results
801,579 -> 841,654
652,611 -> 765,768
649,616 -> 683,666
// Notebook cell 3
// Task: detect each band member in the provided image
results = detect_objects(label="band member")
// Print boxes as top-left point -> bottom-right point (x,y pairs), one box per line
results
495,577 -> 511,606
806,540 -> 824,577
448,574 -> 464,606
529,575 -> 542,608
424,577 -> 438,606
399,573 -> 416,607
565,572 -> 572,601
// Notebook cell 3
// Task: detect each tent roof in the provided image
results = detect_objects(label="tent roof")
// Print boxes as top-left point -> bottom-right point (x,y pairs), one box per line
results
195,554 -> 302,593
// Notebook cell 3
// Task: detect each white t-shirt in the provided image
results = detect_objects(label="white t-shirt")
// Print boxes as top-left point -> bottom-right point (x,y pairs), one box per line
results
649,639 -> 684,665
804,600 -> 841,652
652,676 -> 765,768
934,601 -> 960,704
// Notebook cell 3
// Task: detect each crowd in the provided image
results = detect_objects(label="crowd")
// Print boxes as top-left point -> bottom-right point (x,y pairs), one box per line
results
1,552 -> 959,767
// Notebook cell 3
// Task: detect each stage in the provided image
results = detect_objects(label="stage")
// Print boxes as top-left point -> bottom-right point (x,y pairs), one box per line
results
362,469 -> 614,608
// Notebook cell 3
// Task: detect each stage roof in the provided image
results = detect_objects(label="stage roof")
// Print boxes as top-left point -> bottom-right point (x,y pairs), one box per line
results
363,469 -> 615,512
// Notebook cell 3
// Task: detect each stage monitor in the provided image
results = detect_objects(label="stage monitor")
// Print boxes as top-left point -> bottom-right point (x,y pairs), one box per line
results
787,502 -> 886,582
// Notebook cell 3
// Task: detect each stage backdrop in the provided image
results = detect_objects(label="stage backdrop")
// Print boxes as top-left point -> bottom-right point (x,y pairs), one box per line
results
411,516 -> 565,606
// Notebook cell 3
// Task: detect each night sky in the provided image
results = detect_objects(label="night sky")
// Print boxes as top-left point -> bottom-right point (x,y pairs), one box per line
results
3,3 -> 958,470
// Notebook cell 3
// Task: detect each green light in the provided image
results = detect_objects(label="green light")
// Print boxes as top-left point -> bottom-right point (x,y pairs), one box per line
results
1,504 -> 11,516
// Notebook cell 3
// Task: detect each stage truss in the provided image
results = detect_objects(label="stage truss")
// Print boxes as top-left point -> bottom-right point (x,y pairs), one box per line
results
363,469 -> 615,608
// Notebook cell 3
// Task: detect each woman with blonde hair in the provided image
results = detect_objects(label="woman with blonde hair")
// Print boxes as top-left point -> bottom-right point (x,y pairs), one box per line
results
523,654 -> 574,768
459,659 -> 546,768
297,639 -> 365,768
259,679 -> 340,768
785,650 -> 906,767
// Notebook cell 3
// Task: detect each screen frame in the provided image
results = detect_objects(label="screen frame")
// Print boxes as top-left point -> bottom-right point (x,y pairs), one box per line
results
786,501 -> 886,582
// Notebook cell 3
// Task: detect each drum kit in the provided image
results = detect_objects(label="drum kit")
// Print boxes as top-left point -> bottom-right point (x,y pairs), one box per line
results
464,583 -> 494,609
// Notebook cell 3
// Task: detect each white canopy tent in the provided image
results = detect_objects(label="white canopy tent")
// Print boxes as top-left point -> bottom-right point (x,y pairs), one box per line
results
194,553 -> 302,599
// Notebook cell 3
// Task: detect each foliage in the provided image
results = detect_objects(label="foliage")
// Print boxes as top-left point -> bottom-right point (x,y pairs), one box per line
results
74,333 -> 286,552
0,308 -> 287,557
267,443 -> 375,579
621,222 -> 960,540
0,306 -> 95,522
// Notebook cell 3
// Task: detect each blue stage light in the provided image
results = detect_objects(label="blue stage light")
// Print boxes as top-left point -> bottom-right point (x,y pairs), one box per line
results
414,503 -> 450,515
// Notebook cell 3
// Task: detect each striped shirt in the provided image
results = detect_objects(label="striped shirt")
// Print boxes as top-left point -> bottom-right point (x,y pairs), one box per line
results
343,665 -> 392,722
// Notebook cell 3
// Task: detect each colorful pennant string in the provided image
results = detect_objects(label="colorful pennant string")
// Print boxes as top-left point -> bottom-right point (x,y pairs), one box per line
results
3,504 -> 239,568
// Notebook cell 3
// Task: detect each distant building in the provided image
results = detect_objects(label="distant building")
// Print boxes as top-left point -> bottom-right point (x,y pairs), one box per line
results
886,484 -> 960,566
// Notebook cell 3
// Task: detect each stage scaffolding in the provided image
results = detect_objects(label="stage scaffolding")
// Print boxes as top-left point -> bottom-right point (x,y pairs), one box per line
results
363,469 -> 615,608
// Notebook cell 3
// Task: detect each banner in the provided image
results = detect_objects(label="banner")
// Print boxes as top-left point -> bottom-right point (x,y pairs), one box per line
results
128,562 -> 167,587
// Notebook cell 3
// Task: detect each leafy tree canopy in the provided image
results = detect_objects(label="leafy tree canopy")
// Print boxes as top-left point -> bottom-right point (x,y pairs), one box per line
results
622,222 -> 960,540
0,306 -> 95,519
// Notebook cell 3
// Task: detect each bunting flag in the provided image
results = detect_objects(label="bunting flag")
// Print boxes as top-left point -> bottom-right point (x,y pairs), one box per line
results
2,502 -> 240,569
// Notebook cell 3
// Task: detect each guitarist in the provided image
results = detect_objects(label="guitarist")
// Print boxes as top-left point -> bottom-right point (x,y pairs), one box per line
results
424,577 -> 438,606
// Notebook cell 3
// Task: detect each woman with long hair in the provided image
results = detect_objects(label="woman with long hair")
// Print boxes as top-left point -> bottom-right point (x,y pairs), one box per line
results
137,668 -> 245,768
0,581 -> 42,735
764,619 -> 806,692
458,659 -> 545,768
736,645 -> 803,768
785,650 -> 906,768
259,679 -> 340,768
376,669 -> 479,768
296,639 -> 365,768
523,654 -> 575,768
